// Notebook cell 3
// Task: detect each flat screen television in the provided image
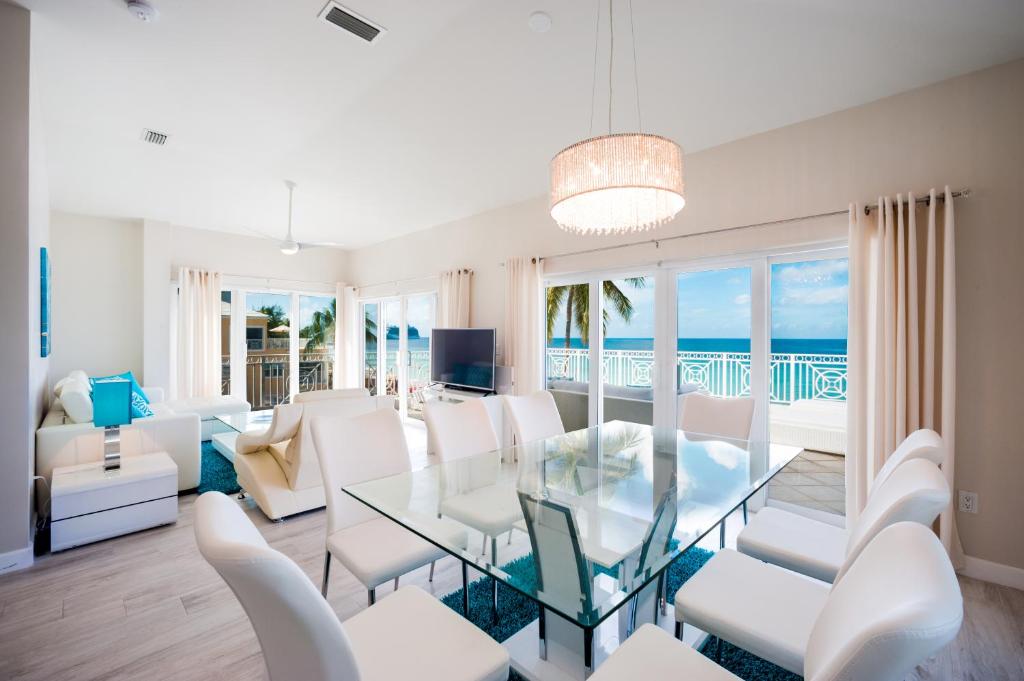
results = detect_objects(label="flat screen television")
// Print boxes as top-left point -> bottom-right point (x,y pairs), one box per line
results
430,328 -> 496,392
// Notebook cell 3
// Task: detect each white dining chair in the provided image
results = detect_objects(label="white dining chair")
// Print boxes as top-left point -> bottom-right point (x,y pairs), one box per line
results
312,408 -> 467,602
424,399 -> 522,563
737,453 -> 949,583
670,521 -> 962,680
678,392 -> 755,441
678,392 -> 756,543
673,522 -> 962,679
502,390 -> 565,444
868,428 -> 944,496
193,492 -> 509,681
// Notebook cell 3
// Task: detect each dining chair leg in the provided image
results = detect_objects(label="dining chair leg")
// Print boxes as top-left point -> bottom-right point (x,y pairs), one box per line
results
320,551 -> 331,597
742,500 -> 748,525
719,519 -> 726,549
491,536 -> 498,566
367,587 -> 376,607
394,576 -> 400,590
461,561 -> 469,617
507,530 -> 513,545
538,606 -> 547,660
674,621 -> 682,640
491,578 -> 498,622
715,636 -> 723,664
627,594 -> 639,636
481,535 -> 488,556
428,560 -> 436,582
583,627 -> 594,678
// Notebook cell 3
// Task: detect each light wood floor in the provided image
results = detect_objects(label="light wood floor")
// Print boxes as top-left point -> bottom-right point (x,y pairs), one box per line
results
1,438 -> 1021,680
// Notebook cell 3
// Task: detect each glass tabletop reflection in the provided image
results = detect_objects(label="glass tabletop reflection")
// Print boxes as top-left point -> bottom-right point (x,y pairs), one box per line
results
342,420 -> 800,629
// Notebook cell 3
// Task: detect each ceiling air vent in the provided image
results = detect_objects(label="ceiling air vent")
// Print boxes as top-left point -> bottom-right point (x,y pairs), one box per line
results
318,2 -> 385,43
141,129 -> 168,145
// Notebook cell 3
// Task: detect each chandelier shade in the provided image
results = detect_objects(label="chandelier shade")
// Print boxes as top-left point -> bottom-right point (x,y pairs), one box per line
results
550,133 -> 685,235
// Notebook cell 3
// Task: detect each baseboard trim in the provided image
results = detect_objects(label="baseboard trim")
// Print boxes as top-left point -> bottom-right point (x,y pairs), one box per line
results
0,545 -> 34,576
960,554 -> 1024,591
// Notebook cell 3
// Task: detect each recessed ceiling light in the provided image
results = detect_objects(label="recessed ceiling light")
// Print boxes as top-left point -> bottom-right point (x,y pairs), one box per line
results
528,11 -> 552,33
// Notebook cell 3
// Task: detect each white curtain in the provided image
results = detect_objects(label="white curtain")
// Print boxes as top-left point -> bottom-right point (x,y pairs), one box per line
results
176,267 -> 222,399
847,186 -> 961,565
437,269 -> 473,327
333,284 -> 360,389
503,256 -> 544,395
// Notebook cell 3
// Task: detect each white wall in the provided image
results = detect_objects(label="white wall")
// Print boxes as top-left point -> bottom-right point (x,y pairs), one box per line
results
49,213 -> 143,382
348,59 -> 1024,573
49,215 -> 349,393
0,1 -> 49,570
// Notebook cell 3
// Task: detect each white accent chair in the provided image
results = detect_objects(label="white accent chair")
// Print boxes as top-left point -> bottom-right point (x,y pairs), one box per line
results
312,408 -> 467,602
738,447 -> 948,583
424,399 -> 523,564
502,390 -> 565,444
678,393 -> 755,440
233,393 -> 388,520
672,522 -> 962,679
193,492 -> 509,681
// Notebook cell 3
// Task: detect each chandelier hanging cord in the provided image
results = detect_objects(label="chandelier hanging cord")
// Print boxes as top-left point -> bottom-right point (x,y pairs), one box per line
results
588,0 -> 601,136
629,0 -> 642,132
607,0 -> 614,133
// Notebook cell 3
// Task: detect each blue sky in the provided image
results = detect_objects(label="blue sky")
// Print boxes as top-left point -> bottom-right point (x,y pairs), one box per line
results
547,258 -> 848,340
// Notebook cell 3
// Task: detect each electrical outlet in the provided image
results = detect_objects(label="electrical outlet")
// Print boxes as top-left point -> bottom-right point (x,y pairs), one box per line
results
958,490 -> 979,514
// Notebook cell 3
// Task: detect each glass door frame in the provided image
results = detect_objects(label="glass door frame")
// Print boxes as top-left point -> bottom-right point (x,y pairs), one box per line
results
544,243 -> 847,439
220,283 -> 336,408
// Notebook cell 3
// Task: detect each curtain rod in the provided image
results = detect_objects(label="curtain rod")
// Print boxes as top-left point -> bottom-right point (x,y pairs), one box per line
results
521,187 -> 970,264
353,268 -> 478,292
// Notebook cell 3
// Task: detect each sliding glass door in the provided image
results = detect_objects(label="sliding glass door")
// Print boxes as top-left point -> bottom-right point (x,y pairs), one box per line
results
602,276 -> 655,425
360,292 -> 437,421
544,281 -> 592,431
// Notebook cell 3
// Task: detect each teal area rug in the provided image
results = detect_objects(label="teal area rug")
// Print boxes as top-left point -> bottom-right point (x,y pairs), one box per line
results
197,441 -> 241,495
442,547 -> 800,681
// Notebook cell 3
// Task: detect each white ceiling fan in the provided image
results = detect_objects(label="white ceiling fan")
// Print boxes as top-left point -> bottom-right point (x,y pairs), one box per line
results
245,180 -> 343,255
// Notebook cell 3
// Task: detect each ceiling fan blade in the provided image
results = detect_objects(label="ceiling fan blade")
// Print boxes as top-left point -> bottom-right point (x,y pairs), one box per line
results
298,241 -> 345,250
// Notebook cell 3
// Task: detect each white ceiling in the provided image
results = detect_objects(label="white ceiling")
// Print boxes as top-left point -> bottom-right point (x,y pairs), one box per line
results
24,0 -> 1024,249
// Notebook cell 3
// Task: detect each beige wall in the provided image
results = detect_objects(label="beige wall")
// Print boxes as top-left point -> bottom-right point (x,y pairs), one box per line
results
49,213 -> 144,382
348,59 -> 1024,571
0,1 -> 49,567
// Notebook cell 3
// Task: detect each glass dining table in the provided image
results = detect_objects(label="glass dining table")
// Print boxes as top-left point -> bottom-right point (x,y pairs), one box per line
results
343,420 -> 801,681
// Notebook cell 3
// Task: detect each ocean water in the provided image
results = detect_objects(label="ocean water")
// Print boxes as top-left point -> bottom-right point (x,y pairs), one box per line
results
546,338 -> 847,354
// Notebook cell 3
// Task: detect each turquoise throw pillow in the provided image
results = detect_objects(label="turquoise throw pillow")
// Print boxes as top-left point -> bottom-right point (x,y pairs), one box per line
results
90,371 -> 153,419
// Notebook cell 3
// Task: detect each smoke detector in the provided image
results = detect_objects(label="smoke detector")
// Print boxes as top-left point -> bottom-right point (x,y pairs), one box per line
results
126,1 -> 159,23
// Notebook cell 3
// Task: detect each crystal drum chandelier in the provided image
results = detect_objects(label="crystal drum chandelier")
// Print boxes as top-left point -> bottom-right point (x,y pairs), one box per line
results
550,1 -> 684,235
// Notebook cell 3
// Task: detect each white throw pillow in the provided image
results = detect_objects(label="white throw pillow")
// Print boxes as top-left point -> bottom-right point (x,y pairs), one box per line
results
68,369 -> 90,387
61,379 -> 94,424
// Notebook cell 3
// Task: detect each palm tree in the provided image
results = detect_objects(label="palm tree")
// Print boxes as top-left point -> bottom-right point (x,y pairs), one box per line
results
258,304 -> 289,337
301,299 -> 336,349
545,278 -> 646,346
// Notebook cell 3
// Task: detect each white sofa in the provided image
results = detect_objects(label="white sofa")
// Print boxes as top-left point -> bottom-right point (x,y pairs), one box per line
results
233,389 -> 393,520
37,386 -> 201,511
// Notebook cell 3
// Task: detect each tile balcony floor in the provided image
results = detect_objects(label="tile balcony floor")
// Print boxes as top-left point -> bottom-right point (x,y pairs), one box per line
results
766,450 -> 846,516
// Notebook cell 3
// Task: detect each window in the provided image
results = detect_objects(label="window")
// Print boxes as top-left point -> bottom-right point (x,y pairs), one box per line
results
298,295 -> 336,395
245,327 -> 265,351
602,276 -> 655,425
544,281 -> 591,431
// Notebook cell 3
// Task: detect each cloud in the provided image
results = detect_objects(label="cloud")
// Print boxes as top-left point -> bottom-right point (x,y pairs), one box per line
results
734,294 -> 751,305
779,285 -> 848,305
775,259 -> 848,284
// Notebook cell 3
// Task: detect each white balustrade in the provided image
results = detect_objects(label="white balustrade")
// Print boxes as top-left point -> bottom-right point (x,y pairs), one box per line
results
545,348 -> 847,403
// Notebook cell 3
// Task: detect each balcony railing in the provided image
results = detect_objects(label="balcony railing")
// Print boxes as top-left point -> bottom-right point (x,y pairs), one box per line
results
221,353 -> 335,409
545,348 -> 847,403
